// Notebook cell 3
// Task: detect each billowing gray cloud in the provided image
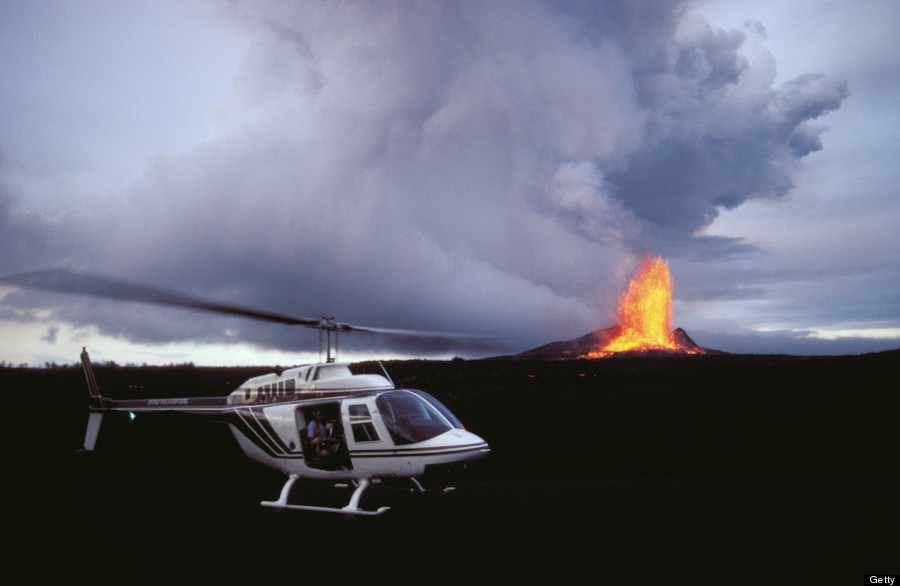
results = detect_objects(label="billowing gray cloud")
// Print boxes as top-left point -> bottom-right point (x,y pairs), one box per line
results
0,0 -> 851,357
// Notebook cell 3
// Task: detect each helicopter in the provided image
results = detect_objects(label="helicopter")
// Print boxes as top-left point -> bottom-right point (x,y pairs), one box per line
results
2,268 -> 491,515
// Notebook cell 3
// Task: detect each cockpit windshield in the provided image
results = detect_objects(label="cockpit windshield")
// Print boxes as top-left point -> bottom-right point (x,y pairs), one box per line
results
375,391 -> 455,445
406,389 -> 464,430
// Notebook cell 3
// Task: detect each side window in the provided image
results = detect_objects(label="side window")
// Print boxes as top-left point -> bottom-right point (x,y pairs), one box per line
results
349,404 -> 370,419
348,402 -> 380,442
352,422 -> 379,442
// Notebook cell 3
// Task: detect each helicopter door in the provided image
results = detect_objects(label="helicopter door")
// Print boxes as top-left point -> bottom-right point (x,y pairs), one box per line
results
298,404 -> 351,470
342,399 -> 400,474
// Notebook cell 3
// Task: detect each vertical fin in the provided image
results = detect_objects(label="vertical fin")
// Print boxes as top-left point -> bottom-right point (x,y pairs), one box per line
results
80,347 -> 103,407
79,348 -> 105,451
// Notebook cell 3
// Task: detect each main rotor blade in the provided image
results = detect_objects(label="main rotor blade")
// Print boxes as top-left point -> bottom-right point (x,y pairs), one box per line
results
343,323 -> 488,339
0,268 -> 490,340
0,268 -> 321,327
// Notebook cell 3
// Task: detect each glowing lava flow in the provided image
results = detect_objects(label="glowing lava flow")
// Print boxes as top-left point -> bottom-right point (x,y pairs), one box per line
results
588,254 -> 689,357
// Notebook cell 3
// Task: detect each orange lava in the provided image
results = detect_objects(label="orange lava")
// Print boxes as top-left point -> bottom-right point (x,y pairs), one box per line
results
588,254 -> 683,358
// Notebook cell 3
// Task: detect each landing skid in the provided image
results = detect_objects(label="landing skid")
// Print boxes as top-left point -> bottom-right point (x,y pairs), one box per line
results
371,477 -> 456,494
410,477 -> 455,494
260,475 -> 390,516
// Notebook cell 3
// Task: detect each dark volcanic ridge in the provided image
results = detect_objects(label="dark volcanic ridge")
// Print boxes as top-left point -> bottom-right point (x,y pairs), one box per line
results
507,326 -> 721,359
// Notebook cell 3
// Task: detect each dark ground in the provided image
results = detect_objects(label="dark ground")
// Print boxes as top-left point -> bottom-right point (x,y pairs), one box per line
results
1,351 -> 898,584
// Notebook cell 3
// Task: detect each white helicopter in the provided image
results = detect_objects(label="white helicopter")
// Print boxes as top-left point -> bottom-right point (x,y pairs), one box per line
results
2,269 -> 490,516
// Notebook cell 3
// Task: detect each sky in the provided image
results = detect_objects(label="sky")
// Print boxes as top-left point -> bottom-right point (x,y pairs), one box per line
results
1,0 -> 899,366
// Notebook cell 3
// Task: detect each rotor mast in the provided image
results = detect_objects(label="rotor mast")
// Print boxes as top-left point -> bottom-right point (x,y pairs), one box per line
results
318,316 -> 339,363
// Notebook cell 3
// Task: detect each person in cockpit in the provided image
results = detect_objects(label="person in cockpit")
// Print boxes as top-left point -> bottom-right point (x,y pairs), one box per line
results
307,409 -> 333,458
307,409 -> 344,469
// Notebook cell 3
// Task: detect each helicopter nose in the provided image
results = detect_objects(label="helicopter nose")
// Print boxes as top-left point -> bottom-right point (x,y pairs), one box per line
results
442,428 -> 490,461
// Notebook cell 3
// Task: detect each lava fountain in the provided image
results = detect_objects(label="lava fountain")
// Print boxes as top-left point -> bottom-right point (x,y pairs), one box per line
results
588,254 -> 700,357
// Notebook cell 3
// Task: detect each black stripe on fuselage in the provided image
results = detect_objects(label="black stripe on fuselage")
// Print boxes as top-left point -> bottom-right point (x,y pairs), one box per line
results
348,442 -> 489,459
230,407 -> 303,459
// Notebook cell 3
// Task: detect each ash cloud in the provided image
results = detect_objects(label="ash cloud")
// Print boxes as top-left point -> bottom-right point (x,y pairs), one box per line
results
0,0 -> 849,357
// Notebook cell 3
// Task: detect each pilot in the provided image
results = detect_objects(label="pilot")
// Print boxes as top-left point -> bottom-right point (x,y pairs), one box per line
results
307,409 -> 334,458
